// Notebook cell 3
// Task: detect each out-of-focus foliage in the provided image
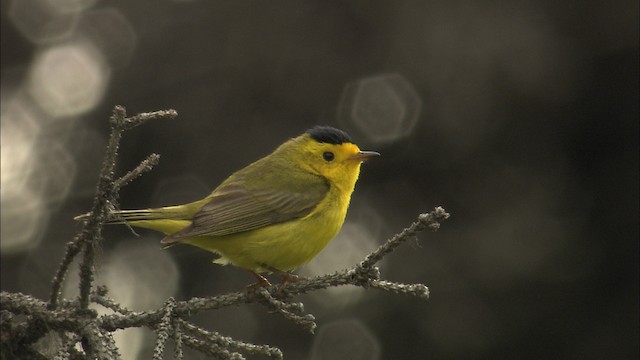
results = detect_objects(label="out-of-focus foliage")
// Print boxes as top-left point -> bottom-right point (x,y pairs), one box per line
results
1,0 -> 637,358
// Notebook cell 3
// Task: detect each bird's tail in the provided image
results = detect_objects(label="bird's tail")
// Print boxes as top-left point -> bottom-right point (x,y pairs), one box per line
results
74,206 -> 195,242
73,208 -> 182,223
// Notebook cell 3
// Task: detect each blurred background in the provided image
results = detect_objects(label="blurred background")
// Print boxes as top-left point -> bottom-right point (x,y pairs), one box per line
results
1,0 -> 638,359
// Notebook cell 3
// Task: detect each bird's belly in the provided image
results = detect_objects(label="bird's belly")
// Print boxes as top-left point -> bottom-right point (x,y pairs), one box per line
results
185,197 -> 348,272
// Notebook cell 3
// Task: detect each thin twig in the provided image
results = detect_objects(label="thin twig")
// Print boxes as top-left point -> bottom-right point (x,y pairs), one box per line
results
80,322 -> 121,359
173,317 -> 184,360
153,298 -> 176,360
181,334 -> 244,359
77,106 -> 127,310
369,280 -> 430,300
178,319 -> 283,359
253,288 -> 317,333
120,109 -> 177,131
48,239 -> 83,309
360,206 -> 450,268
92,289 -> 131,315
114,153 -> 161,190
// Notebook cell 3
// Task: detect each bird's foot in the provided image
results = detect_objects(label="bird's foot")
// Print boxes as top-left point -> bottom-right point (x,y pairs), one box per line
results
277,273 -> 303,292
245,270 -> 272,293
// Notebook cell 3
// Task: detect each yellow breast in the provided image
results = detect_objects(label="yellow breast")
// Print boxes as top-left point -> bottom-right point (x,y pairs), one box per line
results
184,185 -> 351,272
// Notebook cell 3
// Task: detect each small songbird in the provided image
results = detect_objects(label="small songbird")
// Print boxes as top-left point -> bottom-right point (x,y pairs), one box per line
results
76,126 -> 379,286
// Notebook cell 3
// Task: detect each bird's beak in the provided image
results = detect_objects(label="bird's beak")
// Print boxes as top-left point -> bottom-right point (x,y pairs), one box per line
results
349,150 -> 380,161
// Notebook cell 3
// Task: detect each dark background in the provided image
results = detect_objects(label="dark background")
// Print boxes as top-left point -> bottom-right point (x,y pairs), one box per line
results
1,1 -> 638,359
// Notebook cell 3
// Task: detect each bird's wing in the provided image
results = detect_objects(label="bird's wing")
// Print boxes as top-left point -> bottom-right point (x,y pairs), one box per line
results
161,172 -> 329,244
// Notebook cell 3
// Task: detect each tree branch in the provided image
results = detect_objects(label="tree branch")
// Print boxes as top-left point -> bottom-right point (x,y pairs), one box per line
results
1,105 -> 449,359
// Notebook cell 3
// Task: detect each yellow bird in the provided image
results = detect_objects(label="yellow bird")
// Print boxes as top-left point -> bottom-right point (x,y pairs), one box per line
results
77,126 -> 379,286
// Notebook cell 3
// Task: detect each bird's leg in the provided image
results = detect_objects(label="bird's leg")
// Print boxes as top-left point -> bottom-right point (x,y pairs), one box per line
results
246,270 -> 272,292
262,264 -> 304,291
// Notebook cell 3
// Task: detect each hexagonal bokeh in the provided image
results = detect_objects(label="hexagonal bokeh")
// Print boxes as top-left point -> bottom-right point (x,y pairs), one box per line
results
339,73 -> 422,144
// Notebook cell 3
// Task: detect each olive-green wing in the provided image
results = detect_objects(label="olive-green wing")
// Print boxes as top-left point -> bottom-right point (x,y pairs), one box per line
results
161,172 -> 329,244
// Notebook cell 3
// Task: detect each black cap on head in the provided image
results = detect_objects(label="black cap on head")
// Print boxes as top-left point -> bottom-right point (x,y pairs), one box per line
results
307,126 -> 352,145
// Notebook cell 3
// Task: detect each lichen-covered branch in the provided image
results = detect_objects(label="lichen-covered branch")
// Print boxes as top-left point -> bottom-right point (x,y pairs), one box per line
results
49,107 -> 176,312
0,105 -> 449,359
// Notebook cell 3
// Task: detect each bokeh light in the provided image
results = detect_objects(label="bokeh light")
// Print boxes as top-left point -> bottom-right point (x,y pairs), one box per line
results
99,240 -> 179,310
75,9 -> 137,68
338,73 -> 421,145
310,318 -> 380,360
0,186 -> 49,253
27,40 -> 110,118
9,0 -> 80,44
1,93 -> 41,194
101,241 -> 179,359
0,90 -> 79,253
1,94 -> 48,252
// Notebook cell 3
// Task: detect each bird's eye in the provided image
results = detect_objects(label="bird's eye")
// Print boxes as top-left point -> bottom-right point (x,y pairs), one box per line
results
322,151 -> 335,162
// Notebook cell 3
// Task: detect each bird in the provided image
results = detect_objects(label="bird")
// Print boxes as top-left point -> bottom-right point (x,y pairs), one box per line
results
76,126 -> 379,287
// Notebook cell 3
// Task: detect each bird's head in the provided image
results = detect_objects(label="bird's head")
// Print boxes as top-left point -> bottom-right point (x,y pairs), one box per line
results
289,126 -> 379,191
